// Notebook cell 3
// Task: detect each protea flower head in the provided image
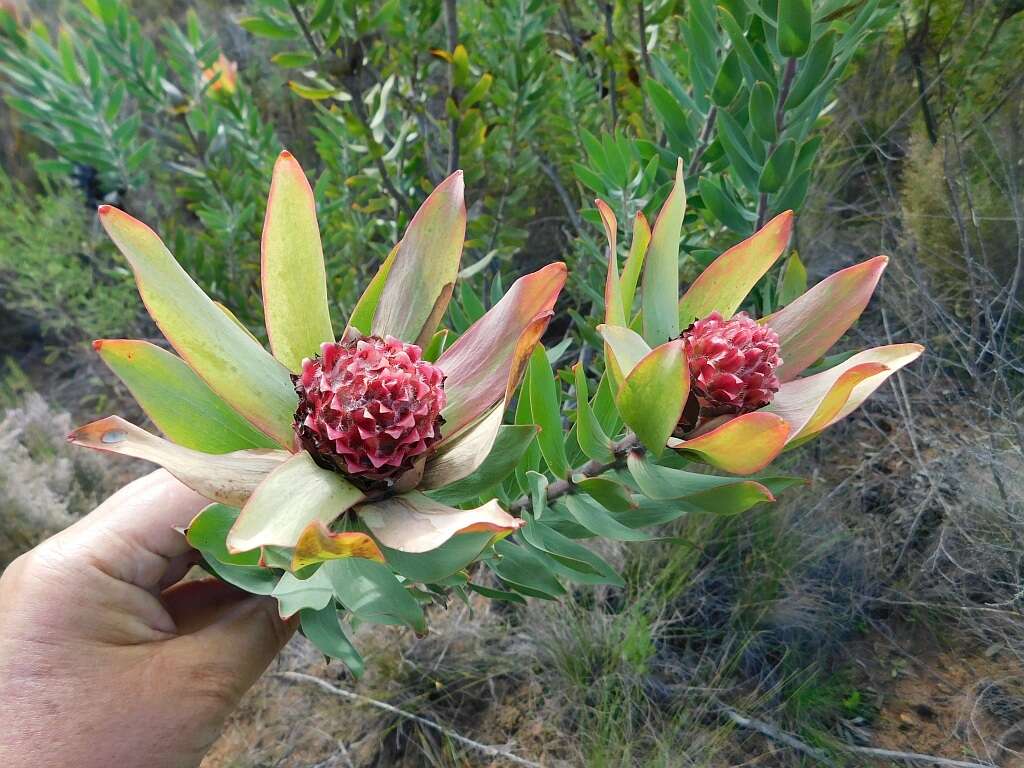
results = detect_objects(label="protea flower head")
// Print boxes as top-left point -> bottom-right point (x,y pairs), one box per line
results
595,159 -> 922,475
681,311 -> 781,417
294,336 -> 446,483
69,150 -> 567,570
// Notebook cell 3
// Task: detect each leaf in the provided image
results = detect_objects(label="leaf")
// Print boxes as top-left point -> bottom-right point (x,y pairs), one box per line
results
462,73 -> 493,109
717,7 -> 774,84
616,340 -> 688,458
668,411 -> 790,474
698,177 -> 751,234
261,151 -> 334,372
273,569 -> 334,618
239,16 -> 298,40
776,251 -> 808,306
785,31 -> 836,110
372,171 -> 466,343
749,81 -> 777,143
528,346 -> 569,478
758,139 -> 796,194
437,263 -> 566,439
69,416 -> 288,506
98,206 -> 296,447
94,340 -> 276,453
420,403 -> 505,490
291,522 -> 385,571
765,344 -> 924,442
678,210 -> 793,324
777,0 -> 813,58
711,50 -> 743,106
573,363 -> 614,463
627,454 -> 774,513
379,532 -> 493,583
642,158 -> 685,345
201,555 -> 279,595
324,558 -> 426,632
575,477 -> 636,511
491,539 -> 565,598
186,503 -> 260,567
357,492 -> 522,553
519,515 -> 624,585
764,255 -> 888,380
596,199 -> 625,327
598,324 -> 652,387
271,51 -> 316,68
299,606 -> 365,676
621,212 -> 651,315
562,495 -> 652,541
347,243 -> 398,337
426,424 -> 538,505
227,452 -> 364,553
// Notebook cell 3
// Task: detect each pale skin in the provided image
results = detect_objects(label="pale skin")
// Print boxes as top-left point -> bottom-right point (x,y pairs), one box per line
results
0,470 -> 297,768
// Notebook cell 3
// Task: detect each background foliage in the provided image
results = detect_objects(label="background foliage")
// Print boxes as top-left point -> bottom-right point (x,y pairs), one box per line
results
1,0 -> 1023,765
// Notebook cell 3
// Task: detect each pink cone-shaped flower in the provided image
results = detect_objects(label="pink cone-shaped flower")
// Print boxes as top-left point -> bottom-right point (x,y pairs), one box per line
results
682,311 -> 782,417
294,336 -> 445,483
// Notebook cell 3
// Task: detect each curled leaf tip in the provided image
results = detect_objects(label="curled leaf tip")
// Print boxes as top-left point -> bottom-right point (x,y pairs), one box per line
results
97,204 -> 112,216
91,339 -> 103,351
279,149 -> 292,160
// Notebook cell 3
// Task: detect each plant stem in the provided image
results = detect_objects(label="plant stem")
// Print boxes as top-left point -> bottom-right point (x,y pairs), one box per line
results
288,0 -> 324,58
603,2 -> 618,130
686,106 -> 718,177
636,1 -> 653,77
508,433 -> 641,514
757,57 -> 798,229
443,0 -> 460,175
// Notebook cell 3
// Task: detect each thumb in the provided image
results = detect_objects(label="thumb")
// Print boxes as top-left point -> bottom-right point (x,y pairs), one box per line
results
166,592 -> 297,714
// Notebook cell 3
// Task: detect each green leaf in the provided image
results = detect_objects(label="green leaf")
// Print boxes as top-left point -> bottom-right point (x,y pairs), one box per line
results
227,452 -> 364,553
562,495 -> 651,541
717,7 -> 774,85
573,363 -> 614,463
777,251 -> 807,306
347,244 -> 397,336
711,50 -> 743,107
785,31 -> 835,110
527,470 -> 548,517
520,515 -> 623,584
324,558 -> 426,632
98,207 -> 295,447
239,16 -> 298,40
299,606 -> 365,677
380,532 -> 493,583
201,556 -> 279,595
528,345 -> 569,478
626,454 -> 775,513
95,340 -> 276,453
749,82 -> 777,143
468,583 -> 526,604
187,503 -> 260,567
777,0 -> 813,58
271,51 -> 316,68
621,212 -> 651,315
574,477 -> 635,512
642,159 -> 685,345
491,539 -> 565,598
273,569 -> 334,618
645,80 -> 697,148
426,425 -> 538,505
462,73 -> 493,109
773,170 -> 811,213
615,340 -> 688,457
261,151 -> 334,371
758,139 -> 796,193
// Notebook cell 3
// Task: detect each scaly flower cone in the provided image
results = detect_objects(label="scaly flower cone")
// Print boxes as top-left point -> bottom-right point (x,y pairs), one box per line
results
682,311 -> 781,417
294,336 -> 446,482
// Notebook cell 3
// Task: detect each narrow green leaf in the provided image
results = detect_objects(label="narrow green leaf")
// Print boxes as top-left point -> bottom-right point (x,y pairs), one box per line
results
758,139 -> 797,193
520,515 -> 624,585
380,532 -> 493,583
491,539 -> 565,598
749,82 -> 777,143
324,558 -> 426,633
299,606 -> 365,677
562,495 -> 652,541
347,243 -> 398,336
528,345 -> 569,478
95,340 -> 276,453
777,251 -> 807,306
573,364 -> 614,463
273,569 -> 333,617
777,0 -> 813,58
711,50 -> 743,107
642,158 -> 685,345
785,31 -> 835,110
621,212 -> 651,315
187,503 -> 260,567
263,150 -> 335,370
427,424 -> 538,505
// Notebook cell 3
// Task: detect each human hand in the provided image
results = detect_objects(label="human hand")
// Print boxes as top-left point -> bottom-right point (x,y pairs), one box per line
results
0,470 -> 297,768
